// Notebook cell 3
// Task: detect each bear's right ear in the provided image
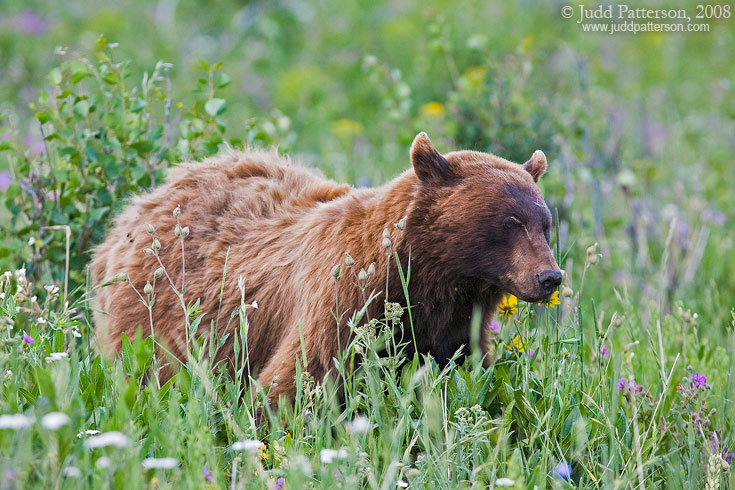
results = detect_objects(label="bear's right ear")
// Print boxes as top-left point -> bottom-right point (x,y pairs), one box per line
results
410,132 -> 453,183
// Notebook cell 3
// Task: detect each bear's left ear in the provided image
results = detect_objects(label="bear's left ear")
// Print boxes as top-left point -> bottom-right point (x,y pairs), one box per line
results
410,132 -> 454,183
523,150 -> 547,182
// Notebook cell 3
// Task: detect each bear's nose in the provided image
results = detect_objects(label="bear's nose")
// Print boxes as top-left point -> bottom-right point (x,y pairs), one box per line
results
538,269 -> 562,293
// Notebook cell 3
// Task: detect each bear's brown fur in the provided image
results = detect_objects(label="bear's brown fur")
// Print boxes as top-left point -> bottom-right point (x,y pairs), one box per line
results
91,133 -> 560,402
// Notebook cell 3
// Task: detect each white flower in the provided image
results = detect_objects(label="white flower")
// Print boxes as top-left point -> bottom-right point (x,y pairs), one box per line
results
231,439 -> 263,453
96,456 -> 111,469
41,412 -> 71,430
61,466 -> 81,478
0,293 -> 5,300
319,448 -> 349,464
3,271 -> 11,278
77,429 -> 100,438
45,352 -> 69,362
397,481 -> 408,488
252,300 -> 258,309
291,455 -> 313,475
495,478 -> 515,487
346,416 -> 371,434
0,413 -> 34,430
71,327 -> 82,338
28,237 -> 35,247
141,457 -> 178,470
84,431 -> 132,449
44,285 -> 59,295
37,318 -> 48,325
14,269 -> 26,280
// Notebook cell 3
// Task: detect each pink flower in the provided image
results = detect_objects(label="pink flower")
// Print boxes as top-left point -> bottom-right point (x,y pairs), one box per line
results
528,350 -> 534,361
600,346 -> 610,356
488,321 -> 500,333
692,372 -> 707,387
22,332 -> 35,344
617,378 -> 626,391
202,465 -> 213,483
274,477 -> 285,489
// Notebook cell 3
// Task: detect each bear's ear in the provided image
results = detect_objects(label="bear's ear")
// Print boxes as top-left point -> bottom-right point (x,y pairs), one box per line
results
523,150 -> 547,182
410,132 -> 453,183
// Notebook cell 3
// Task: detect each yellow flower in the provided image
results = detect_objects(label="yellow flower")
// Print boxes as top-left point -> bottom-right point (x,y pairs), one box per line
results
504,335 -> 525,353
258,443 -> 268,462
419,101 -> 446,117
498,294 -> 518,318
537,290 -> 561,309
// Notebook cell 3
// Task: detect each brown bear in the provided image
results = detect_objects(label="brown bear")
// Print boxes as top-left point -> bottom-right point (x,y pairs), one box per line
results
91,133 -> 560,402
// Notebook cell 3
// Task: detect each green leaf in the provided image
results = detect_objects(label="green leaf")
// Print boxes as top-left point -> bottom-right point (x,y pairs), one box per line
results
49,68 -> 63,86
205,98 -> 226,117
74,100 -> 90,117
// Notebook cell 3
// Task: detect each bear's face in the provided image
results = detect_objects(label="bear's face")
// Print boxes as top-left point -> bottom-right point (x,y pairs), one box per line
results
409,133 -> 561,302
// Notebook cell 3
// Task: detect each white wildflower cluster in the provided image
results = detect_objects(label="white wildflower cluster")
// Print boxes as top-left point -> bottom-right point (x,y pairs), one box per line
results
141,457 -> 178,470
231,439 -> 263,453
84,431 -> 132,449
320,448 -> 349,464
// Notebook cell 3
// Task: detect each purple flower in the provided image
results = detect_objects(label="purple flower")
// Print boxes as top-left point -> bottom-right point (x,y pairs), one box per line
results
617,378 -> 627,391
554,461 -> 572,480
600,346 -> 610,356
334,470 -> 342,480
15,9 -> 47,35
627,380 -> 640,392
0,171 -> 10,191
274,477 -> 285,489
202,465 -> 213,483
528,350 -> 534,361
488,321 -> 500,332
22,332 -> 35,344
692,373 -> 707,387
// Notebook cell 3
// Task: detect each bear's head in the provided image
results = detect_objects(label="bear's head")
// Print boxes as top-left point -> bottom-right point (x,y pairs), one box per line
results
408,132 -> 561,302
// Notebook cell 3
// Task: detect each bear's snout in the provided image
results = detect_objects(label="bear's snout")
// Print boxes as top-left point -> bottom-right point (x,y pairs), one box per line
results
537,269 -> 562,296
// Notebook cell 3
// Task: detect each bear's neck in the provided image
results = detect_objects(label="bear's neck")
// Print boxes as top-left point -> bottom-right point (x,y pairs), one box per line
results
335,171 -> 501,361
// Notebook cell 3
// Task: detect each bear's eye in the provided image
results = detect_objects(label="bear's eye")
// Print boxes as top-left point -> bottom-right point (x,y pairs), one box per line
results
504,217 -> 522,229
544,227 -> 551,243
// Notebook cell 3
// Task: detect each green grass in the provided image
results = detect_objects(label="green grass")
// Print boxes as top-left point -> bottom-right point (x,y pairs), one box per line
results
1,0 -> 734,487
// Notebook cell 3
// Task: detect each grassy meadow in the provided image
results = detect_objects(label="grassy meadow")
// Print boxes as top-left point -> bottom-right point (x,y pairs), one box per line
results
1,0 -> 734,488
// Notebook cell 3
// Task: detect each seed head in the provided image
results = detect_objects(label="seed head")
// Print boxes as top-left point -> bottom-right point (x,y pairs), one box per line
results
182,226 -> 190,237
145,224 -> 155,235
345,253 -> 355,267
382,228 -> 391,239
395,217 -> 407,231
152,239 -> 161,251
367,263 -> 376,276
143,282 -> 153,295
358,268 -> 368,281
589,254 -> 599,265
174,224 -> 182,237
331,264 -> 341,282
382,237 -> 392,250
144,248 -> 155,256
173,206 -> 181,218
154,267 -> 164,279
586,243 -> 598,257
561,285 -> 573,298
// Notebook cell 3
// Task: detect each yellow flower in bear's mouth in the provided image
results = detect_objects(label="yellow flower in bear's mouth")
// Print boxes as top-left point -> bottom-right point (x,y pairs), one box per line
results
537,290 -> 561,309
498,294 -> 518,318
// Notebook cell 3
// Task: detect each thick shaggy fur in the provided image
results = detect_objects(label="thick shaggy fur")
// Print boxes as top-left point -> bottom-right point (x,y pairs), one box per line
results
91,134 -> 559,402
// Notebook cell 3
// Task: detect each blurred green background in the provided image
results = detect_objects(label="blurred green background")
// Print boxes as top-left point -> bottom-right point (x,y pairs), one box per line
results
1,0 -> 733,326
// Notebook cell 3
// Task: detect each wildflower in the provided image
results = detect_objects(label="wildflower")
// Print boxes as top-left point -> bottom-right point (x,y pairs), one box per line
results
488,321 -> 500,333
61,466 -> 81,478
335,470 -> 342,480
231,439 -> 263,453
397,481 -> 408,488
498,294 -> 518,318
96,457 -> 111,469
77,429 -> 100,438
84,431 -> 132,449
144,282 -> 153,295
504,335 -> 525,354
495,478 -> 515,487
528,349 -> 534,361
367,263 -> 376,276
331,265 -> 341,282
320,448 -> 349,464
141,457 -> 178,470
45,352 -> 69,362
41,412 -> 71,430
419,101 -> 446,117
561,285 -> 573,298
344,254 -> 355,267
617,378 -> 627,391
358,268 -> 368,281
554,461 -> 572,480
600,345 -> 610,356
693,372 -> 707,387
203,465 -> 214,483
22,332 -> 34,344
537,290 -> 561,309
346,416 -> 371,434
274,477 -> 285,489
0,413 -> 34,430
